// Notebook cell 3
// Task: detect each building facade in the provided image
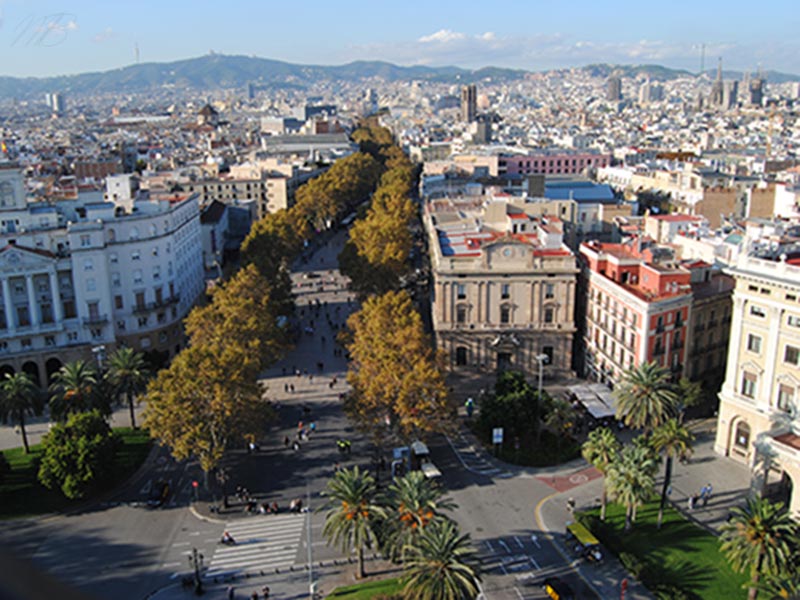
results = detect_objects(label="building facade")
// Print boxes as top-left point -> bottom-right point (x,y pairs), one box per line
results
425,196 -> 578,380
0,165 -> 204,385
715,250 -> 800,518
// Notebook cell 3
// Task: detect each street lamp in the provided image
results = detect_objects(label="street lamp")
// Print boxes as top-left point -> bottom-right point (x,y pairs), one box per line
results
188,547 -> 204,595
534,353 -> 549,444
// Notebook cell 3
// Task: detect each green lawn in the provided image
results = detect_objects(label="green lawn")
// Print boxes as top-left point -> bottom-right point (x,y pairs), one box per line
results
0,427 -> 153,519
579,501 -> 749,600
327,577 -> 403,599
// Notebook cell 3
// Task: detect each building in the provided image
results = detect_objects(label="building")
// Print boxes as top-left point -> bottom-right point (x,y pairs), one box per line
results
748,78 -> 765,107
723,80 -> 739,110
607,76 -> 622,102
424,195 -> 578,381
461,84 -> 477,123
714,246 -> 800,518
0,164 -> 204,385
579,239 -> 692,385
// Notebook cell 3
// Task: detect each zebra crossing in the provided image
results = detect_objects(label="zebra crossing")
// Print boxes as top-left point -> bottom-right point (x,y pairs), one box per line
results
205,514 -> 305,578
446,430 -> 514,479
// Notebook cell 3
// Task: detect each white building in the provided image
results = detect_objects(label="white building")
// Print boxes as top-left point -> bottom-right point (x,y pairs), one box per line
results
0,164 -> 204,385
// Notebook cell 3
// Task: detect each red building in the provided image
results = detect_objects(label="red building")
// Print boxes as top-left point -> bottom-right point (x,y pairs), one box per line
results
579,238 -> 692,386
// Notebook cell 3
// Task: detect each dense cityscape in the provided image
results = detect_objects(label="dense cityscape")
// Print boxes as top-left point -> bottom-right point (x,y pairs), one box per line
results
0,21 -> 800,600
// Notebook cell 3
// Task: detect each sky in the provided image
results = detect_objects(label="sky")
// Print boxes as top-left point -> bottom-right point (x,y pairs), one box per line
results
0,0 -> 798,78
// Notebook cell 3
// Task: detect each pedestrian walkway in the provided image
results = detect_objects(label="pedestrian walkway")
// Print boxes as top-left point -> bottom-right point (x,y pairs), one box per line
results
205,514 -> 305,579
446,430 -> 513,479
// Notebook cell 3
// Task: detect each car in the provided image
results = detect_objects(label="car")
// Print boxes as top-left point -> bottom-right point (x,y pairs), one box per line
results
542,576 -> 575,600
147,480 -> 170,508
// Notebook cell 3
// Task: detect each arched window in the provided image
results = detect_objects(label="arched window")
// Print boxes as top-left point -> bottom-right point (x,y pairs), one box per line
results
500,305 -> 510,324
734,421 -> 750,449
456,305 -> 467,324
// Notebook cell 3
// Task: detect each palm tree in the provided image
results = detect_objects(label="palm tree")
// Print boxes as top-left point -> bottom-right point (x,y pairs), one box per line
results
382,470 -> 456,562
582,427 -> 621,521
402,518 -> 481,600
613,361 -> 677,433
651,418 -> 694,529
108,347 -> 149,429
321,466 -> 385,579
606,444 -> 657,530
720,497 -> 799,600
675,377 -> 704,423
49,360 -> 99,421
0,372 -> 43,453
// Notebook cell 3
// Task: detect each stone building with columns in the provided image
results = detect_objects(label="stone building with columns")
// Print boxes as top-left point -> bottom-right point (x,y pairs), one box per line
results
424,194 -> 578,380
715,244 -> 800,519
0,164 -> 204,386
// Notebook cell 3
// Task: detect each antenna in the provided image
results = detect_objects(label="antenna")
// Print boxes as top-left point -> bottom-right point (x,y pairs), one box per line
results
135,42 -> 140,64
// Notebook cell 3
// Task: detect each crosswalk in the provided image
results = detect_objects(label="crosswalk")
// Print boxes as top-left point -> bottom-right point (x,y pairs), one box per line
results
205,514 -> 305,578
446,431 -> 513,479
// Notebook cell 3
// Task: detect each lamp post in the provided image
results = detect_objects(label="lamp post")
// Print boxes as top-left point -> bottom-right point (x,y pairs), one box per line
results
188,547 -> 204,595
306,479 -> 315,599
534,353 -> 549,444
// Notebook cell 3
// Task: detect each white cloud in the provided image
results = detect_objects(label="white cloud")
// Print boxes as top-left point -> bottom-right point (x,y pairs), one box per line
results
92,27 -> 115,44
419,29 -> 466,44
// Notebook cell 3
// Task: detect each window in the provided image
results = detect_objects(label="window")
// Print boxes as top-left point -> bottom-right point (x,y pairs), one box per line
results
544,307 -> 554,323
788,315 -> 800,328
501,284 -> 510,299
112,272 -> 121,288
750,305 -> 766,318
741,372 -> 757,398
545,283 -> 555,299
114,295 -> 123,310
785,345 -> 800,366
543,345 -> 554,364
656,316 -> 664,332
80,234 -> 91,247
456,284 -> 466,300
133,269 -> 143,285
500,305 -> 510,324
84,259 -> 94,271
455,346 -> 468,366
117,320 -> 126,331
153,266 -> 161,281
456,305 -> 467,324
21,338 -> 31,348
131,250 -> 141,261
777,384 -> 794,413
734,421 -> 750,449
152,246 -> 159,257
86,278 -> 96,292
747,334 -> 762,354
45,335 -> 55,346
138,316 -> 148,327
130,227 -> 139,240
140,336 -> 151,349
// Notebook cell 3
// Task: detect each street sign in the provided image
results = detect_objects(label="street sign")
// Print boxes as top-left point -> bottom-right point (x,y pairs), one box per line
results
492,427 -> 504,444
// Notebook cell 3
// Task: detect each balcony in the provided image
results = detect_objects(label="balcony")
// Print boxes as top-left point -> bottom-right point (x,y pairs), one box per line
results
82,314 -> 109,326
653,346 -> 665,357
132,295 -> 180,314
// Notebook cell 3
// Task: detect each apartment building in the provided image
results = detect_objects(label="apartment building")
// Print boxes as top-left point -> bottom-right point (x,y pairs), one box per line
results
424,196 -> 578,380
0,164 -> 204,386
715,247 -> 800,517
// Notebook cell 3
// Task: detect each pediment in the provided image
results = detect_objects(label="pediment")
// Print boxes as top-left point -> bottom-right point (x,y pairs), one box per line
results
0,245 -> 56,273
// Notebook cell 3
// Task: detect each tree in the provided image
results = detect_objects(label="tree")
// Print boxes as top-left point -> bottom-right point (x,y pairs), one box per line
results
544,398 -> 578,451
0,372 -> 43,453
651,418 -> 694,529
143,344 -> 268,488
401,518 -> 481,600
676,377 -> 704,423
49,360 -> 104,421
476,371 -> 540,452
720,497 -> 799,600
345,291 -> 451,448
606,444 -> 658,530
381,470 -> 456,562
38,409 -> 116,499
321,466 -> 385,579
582,427 -> 621,521
108,347 -> 149,429
614,362 -> 677,433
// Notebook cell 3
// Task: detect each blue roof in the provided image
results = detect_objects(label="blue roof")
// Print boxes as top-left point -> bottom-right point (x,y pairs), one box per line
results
29,205 -> 57,214
544,181 -> 616,203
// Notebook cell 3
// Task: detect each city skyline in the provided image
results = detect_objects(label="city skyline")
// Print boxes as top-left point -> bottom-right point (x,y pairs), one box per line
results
0,0 -> 798,78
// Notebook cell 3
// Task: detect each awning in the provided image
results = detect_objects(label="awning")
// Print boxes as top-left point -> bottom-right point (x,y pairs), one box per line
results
568,384 -> 616,419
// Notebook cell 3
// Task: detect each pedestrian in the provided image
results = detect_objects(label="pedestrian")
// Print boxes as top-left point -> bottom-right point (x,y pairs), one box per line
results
703,483 -> 713,507
227,585 -> 235,600
310,421 -> 316,433
262,587 -> 270,599
688,495 -> 695,511
292,440 -> 301,451
251,591 -> 258,600
284,383 -> 289,393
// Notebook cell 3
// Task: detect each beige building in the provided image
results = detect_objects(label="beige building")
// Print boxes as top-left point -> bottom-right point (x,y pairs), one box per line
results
715,249 -> 800,518
424,196 -> 578,380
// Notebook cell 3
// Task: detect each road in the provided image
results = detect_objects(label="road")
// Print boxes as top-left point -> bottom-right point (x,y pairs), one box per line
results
0,225 -> 601,600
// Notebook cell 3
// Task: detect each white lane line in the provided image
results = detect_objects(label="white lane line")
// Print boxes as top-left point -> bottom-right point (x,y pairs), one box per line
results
514,536 -> 523,549
161,562 -> 181,568
529,555 -> 541,571
209,551 -> 298,568
514,586 -> 525,600
498,540 -> 511,554
172,541 -> 190,547
206,557 -> 295,573
213,544 -> 300,560
485,540 -> 493,552
530,534 -> 540,549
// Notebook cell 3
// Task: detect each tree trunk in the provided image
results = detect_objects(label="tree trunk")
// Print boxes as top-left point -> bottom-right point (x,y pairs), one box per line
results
632,503 -> 638,523
748,549 -> 764,600
357,544 -> 365,579
657,456 -> 673,529
600,483 -> 607,521
624,505 -> 632,531
19,413 -> 30,454
127,391 -> 137,429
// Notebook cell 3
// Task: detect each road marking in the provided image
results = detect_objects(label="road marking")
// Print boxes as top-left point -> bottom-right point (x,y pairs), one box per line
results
569,473 -> 589,485
172,541 -> 190,547
529,556 -> 540,570
514,535 -> 523,549
161,562 -> 181,568
514,586 -> 525,600
498,540 -> 511,554
530,534 -> 540,549
485,540 -> 493,552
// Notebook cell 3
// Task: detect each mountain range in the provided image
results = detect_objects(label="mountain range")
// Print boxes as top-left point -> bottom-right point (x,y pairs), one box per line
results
0,55 -> 797,99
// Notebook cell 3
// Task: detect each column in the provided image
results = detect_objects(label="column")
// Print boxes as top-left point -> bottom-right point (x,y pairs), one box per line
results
49,271 -> 63,322
1,278 -> 14,331
25,274 -> 39,326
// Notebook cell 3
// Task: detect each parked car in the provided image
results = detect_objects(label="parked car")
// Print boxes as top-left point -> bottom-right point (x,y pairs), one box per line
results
542,577 -> 575,600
